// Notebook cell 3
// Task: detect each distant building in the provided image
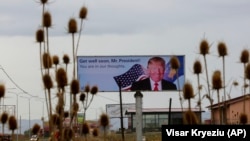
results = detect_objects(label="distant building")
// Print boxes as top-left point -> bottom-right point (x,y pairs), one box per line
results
125,107 -> 202,132
207,94 -> 250,124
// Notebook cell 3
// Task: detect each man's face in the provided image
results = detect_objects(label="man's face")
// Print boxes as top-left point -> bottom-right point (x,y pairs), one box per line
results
147,62 -> 165,82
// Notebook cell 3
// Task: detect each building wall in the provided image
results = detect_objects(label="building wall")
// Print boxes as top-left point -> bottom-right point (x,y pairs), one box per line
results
212,97 -> 250,124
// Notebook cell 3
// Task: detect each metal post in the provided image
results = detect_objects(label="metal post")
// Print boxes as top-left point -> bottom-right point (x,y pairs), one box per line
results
118,82 -> 125,141
168,98 -> 172,125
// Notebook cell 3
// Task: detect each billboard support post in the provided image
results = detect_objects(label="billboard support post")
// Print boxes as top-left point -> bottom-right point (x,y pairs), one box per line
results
119,82 -> 125,141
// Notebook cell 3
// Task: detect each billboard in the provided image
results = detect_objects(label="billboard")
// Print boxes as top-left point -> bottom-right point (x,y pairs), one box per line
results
77,55 -> 185,92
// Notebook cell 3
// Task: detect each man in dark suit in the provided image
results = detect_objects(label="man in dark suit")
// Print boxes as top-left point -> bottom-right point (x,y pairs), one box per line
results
131,56 -> 177,91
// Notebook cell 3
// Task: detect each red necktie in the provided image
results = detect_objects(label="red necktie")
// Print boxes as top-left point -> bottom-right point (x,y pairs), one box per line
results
154,83 -> 158,91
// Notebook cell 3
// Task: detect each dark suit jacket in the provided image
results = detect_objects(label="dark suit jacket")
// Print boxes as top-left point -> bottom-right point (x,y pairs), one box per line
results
130,78 -> 177,91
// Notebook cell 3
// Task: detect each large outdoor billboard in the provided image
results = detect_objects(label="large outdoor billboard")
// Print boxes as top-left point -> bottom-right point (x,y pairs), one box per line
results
77,55 -> 185,92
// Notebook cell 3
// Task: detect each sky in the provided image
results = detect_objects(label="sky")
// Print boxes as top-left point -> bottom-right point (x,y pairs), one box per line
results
0,0 -> 250,123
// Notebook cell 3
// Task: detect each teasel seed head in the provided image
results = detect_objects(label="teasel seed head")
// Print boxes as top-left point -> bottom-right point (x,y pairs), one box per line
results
1,112 -> 9,124
64,111 -> 69,118
56,68 -> 68,89
79,93 -> 86,102
82,122 -> 90,135
50,114 -> 59,126
99,113 -> 109,128
90,86 -> 98,95
79,6 -> 88,19
0,84 -> 5,99
68,128 -> 74,139
212,70 -> 222,90
199,39 -> 209,56
63,54 -> 70,65
170,56 -> 180,70
92,127 -> 99,137
197,100 -> 201,107
42,53 -> 52,69
84,85 -> 90,93
36,29 -> 44,43
32,123 -> 41,135
245,63 -> 250,80
72,103 -> 79,112
63,128 -> 74,140
43,11 -> 52,28
239,113 -> 248,124
183,81 -> 194,100
240,49 -> 249,64
233,80 -> 238,86
68,18 -> 77,34
193,59 -> 202,74
70,79 -> 80,95
183,110 -> 199,124
52,55 -> 59,66
40,0 -> 48,4
8,115 -> 17,131
43,74 -> 53,90
217,41 -> 228,57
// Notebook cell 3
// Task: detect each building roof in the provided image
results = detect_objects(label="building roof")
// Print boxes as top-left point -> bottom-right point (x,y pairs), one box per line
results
206,94 -> 250,109
125,107 -> 202,114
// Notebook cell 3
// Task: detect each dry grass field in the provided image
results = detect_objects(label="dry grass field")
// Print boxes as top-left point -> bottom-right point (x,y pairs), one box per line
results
13,131 -> 161,141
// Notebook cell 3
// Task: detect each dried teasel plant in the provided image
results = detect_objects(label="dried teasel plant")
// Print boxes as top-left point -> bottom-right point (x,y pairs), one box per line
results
70,79 -> 80,96
42,11 -> 52,53
32,123 -> 41,135
239,113 -> 248,124
82,85 -> 98,122
70,79 -> 80,126
99,113 -> 109,139
63,127 -> 74,141
245,63 -> 250,94
92,127 -> 99,137
68,18 -> 78,80
199,39 -> 213,123
183,110 -> 199,125
52,55 -> 59,71
56,67 -> 68,92
35,28 -> 45,76
170,56 -> 183,112
76,6 -> 88,53
40,0 -> 48,4
1,112 -> 9,135
63,54 -> 70,73
212,70 -> 223,124
82,122 -> 90,139
193,59 -> 202,123
217,41 -> 228,124
0,84 -> 5,104
42,52 -> 52,71
240,49 -> 249,114
42,73 -> 53,126
8,115 -> 17,140
183,81 -> 194,111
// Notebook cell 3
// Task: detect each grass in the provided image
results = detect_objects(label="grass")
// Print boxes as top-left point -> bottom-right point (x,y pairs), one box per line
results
13,131 -> 161,141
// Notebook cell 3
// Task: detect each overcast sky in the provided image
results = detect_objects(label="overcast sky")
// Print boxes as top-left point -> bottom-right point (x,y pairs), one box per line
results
1,0 -> 250,121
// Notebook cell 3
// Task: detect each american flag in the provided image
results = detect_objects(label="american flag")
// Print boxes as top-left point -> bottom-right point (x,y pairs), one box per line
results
113,64 -> 148,91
